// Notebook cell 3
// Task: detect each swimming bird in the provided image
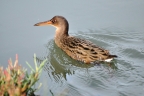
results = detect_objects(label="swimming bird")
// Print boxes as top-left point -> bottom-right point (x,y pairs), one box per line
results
34,16 -> 117,64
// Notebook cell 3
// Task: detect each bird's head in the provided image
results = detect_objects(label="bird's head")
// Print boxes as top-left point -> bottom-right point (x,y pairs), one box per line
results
34,16 -> 69,29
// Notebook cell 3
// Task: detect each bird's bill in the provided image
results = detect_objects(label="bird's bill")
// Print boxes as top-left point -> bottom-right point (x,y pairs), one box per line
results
34,20 -> 52,26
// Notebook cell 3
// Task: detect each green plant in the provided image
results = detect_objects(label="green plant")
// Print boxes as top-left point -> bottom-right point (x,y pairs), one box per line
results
0,54 -> 47,96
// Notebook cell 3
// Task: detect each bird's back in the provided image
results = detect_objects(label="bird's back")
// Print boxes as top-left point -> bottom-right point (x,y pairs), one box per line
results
59,36 -> 117,64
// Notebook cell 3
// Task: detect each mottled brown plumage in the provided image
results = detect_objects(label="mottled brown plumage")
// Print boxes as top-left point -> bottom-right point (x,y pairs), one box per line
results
34,16 -> 117,64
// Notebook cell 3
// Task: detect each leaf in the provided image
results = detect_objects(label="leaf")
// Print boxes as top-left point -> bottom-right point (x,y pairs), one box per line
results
34,54 -> 38,72
14,54 -> 18,67
38,59 -> 47,73
37,83 -> 42,90
26,62 -> 35,72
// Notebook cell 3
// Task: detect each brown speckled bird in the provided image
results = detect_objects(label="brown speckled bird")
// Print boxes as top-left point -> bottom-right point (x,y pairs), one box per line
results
34,16 -> 117,64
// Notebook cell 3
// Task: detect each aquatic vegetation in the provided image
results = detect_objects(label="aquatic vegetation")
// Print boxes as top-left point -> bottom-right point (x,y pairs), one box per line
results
0,54 -> 47,96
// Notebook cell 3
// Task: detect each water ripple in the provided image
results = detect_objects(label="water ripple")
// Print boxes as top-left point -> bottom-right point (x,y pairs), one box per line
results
37,28 -> 144,96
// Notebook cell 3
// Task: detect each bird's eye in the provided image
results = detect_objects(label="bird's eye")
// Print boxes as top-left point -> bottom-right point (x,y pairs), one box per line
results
50,19 -> 56,24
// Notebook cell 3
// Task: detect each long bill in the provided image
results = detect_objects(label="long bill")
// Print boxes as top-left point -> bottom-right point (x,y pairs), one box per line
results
34,20 -> 52,26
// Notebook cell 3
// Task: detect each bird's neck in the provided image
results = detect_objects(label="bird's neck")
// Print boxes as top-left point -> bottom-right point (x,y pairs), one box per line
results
54,25 -> 69,47
56,25 -> 68,36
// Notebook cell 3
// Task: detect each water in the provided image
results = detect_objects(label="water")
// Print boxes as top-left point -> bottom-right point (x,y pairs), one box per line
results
0,0 -> 144,96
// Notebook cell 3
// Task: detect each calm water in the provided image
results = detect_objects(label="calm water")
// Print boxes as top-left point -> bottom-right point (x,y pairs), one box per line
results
0,0 -> 144,96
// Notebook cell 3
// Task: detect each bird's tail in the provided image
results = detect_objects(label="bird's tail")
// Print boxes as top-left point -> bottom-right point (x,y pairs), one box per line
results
109,55 -> 118,58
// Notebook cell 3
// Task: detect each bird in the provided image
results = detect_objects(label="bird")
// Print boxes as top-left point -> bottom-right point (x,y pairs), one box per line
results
34,16 -> 117,64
